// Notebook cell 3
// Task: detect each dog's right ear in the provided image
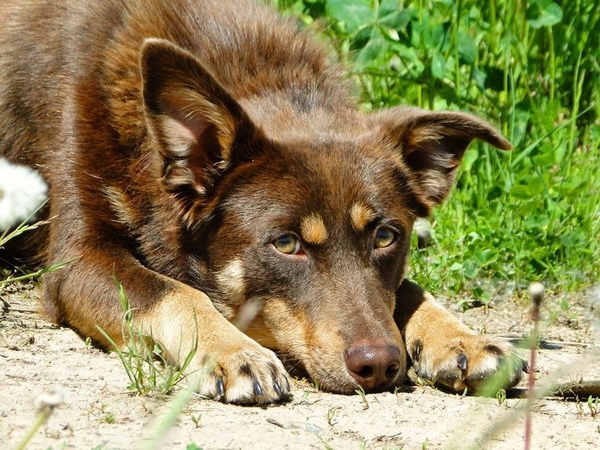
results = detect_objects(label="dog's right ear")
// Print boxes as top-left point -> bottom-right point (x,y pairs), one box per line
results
141,38 -> 263,196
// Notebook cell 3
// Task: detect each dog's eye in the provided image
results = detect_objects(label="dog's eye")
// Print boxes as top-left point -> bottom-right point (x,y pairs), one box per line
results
374,227 -> 396,249
273,235 -> 302,255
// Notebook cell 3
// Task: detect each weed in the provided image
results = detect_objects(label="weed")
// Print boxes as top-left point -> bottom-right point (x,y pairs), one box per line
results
587,396 -> 599,418
103,413 -> 116,424
495,388 -> 507,406
0,208 -> 74,286
15,386 -> 65,450
525,282 -> 544,450
326,407 -> 339,426
96,276 -> 196,396
315,434 -> 336,450
298,390 -> 311,403
91,445 -> 109,450
143,387 -> 199,450
355,386 -> 369,410
190,413 -> 202,428
186,444 -> 203,450
576,397 -> 585,418
277,0 -> 600,301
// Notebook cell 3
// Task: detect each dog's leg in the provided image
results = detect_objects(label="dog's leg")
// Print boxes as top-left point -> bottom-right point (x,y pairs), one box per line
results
395,279 -> 526,392
43,245 -> 290,405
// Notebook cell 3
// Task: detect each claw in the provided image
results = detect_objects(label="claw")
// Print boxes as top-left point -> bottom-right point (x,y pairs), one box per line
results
521,358 -> 530,374
273,380 -> 282,397
457,354 -> 468,372
216,377 -> 225,399
253,380 -> 264,397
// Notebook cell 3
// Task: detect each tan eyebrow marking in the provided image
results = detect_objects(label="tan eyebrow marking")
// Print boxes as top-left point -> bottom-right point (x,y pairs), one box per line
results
300,213 -> 328,245
350,202 -> 377,232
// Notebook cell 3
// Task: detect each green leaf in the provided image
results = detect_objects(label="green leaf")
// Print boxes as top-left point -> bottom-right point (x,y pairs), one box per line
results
449,262 -> 463,271
186,444 -> 202,450
431,51 -> 446,79
431,22 -> 449,49
482,65 -> 505,92
327,0 -> 374,34
433,0 -> 453,16
379,10 -> 412,31
457,32 -> 477,64
379,0 -> 401,18
561,230 -> 585,248
510,177 -> 544,198
351,25 -> 374,50
355,27 -> 386,69
461,147 -> 479,172
528,2 -> 563,28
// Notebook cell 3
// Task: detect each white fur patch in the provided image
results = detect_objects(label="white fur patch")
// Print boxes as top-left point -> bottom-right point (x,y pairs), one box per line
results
216,259 -> 246,303
0,158 -> 48,231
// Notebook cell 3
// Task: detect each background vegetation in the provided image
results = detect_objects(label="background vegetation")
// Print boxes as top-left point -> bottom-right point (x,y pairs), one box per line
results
276,0 -> 599,301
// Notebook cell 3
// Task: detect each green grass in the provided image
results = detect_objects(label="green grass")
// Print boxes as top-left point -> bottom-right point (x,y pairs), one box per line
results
5,2 -> 596,302
96,277 -> 197,397
0,207 -> 74,285
277,0 -> 600,300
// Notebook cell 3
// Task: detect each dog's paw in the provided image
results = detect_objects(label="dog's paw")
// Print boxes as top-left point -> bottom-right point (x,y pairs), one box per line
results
188,341 -> 292,405
409,334 -> 528,393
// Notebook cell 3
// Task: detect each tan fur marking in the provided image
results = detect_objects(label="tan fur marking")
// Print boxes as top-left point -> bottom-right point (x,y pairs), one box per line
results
300,213 -> 328,245
103,186 -> 134,227
350,203 -> 377,232
215,259 -> 246,310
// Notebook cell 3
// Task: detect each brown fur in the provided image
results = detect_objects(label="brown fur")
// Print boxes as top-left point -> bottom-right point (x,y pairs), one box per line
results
0,0 -> 523,404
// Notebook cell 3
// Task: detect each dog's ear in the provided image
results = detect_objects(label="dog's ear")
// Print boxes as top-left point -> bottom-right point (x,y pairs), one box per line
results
375,106 -> 511,213
141,38 -> 262,195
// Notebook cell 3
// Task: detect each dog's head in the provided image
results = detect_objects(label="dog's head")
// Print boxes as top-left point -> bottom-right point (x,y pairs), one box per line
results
141,39 -> 511,393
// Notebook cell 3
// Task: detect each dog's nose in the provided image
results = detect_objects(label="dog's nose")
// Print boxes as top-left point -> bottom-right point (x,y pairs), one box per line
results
344,341 -> 402,391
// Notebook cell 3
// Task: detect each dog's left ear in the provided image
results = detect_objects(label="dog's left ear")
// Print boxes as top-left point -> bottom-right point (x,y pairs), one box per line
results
375,106 -> 511,212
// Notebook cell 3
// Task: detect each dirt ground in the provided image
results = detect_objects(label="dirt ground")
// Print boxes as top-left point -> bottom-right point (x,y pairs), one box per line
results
1,281 -> 599,450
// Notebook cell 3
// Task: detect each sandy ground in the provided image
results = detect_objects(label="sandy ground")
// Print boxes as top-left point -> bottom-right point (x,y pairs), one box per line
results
1,281 -> 599,450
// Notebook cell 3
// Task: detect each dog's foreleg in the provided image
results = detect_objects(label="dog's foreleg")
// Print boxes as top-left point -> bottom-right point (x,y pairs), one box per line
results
395,279 -> 526,392
43,248 -> 291,404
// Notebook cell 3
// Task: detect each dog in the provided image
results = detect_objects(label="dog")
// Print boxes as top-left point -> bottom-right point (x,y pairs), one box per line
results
0,0 -> 526,404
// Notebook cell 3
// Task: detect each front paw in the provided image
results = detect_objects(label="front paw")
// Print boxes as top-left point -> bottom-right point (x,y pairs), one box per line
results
409,334 -> 527,393
188,340 -> 292,405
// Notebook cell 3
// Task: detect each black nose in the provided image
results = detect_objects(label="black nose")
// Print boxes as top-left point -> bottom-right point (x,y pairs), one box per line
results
344,340 -> 403,391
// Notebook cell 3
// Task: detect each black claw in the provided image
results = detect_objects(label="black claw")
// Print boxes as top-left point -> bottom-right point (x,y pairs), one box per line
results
253,380 -> 264,396
458,354 -> 468,372
216,377 -> 225,398
273,380 -> 282,397
521,358 -> 530,374
284,376 -> 291,391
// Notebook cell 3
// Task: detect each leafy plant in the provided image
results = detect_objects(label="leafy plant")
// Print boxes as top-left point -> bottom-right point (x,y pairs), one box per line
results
276,0 -> 600,301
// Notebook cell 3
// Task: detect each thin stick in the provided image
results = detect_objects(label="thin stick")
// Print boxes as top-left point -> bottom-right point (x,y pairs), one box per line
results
524,282 -> 544,450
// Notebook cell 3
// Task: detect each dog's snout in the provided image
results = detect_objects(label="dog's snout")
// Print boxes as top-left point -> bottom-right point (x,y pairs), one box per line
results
344,341 -> 403,391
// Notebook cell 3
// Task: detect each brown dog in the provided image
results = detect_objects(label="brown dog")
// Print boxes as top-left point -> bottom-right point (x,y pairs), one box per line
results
0,0 -> 525,404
